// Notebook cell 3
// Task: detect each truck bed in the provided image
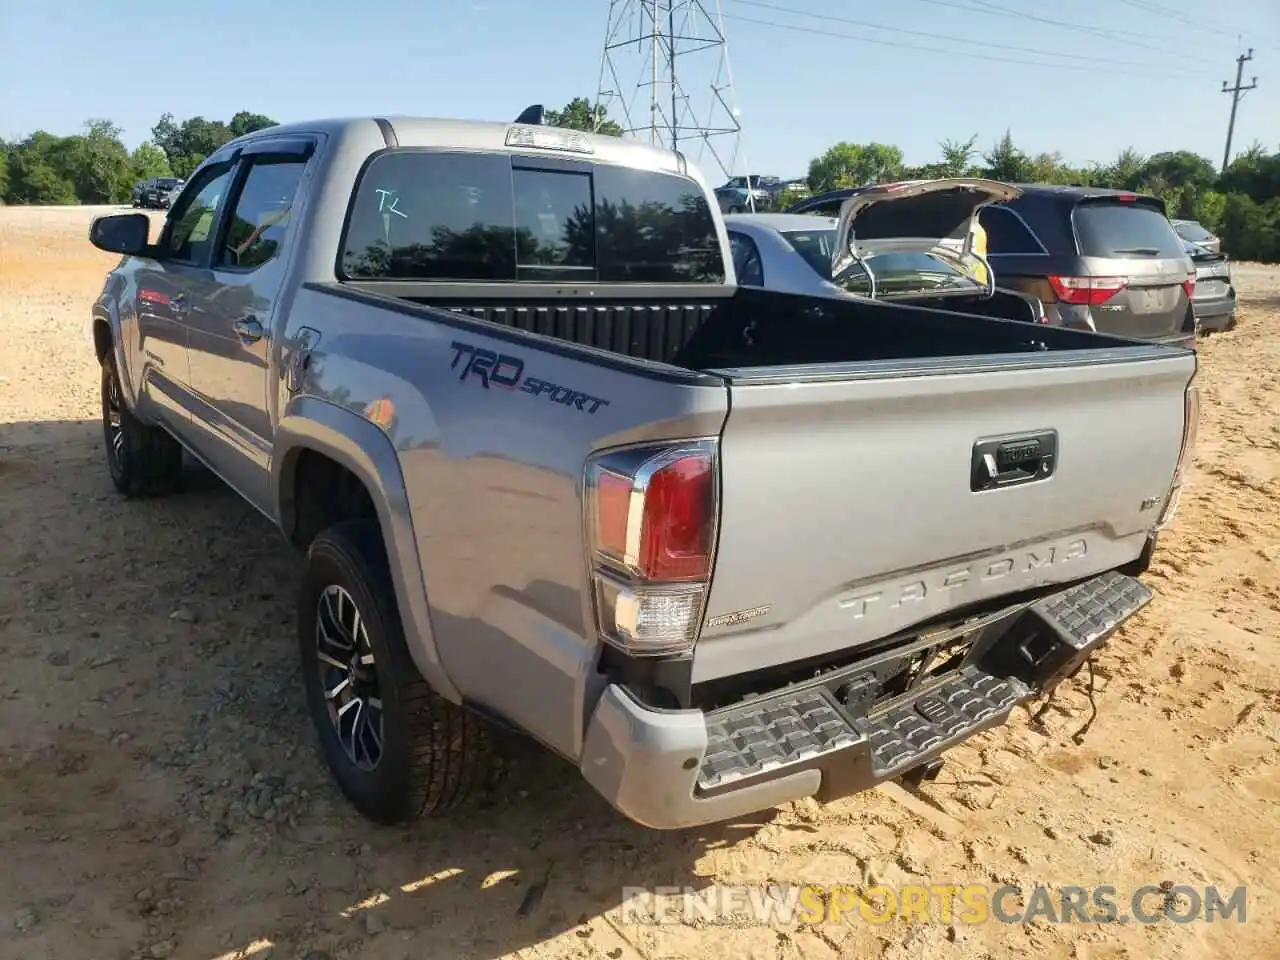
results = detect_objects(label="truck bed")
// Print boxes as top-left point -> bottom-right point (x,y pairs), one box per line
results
311,280 -> 1194,686
322,282 -> 1141,372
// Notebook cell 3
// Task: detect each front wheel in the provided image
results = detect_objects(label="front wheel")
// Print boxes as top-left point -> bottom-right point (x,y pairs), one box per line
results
299,520 -> 503,824
101,353 -> 183,497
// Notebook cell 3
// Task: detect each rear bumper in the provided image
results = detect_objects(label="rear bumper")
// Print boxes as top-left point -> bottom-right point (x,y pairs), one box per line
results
1192,289 -> 1236,330
580,570 -> 1152,829
1043,302 -> 1196,349
1150,331 -> 1196,350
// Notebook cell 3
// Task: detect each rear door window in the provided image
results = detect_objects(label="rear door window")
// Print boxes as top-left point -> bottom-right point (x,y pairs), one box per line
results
979,206 -> 1043,255
340,151 -> 724,283
1073,202 -> 1184,258
216,157 -> 308,271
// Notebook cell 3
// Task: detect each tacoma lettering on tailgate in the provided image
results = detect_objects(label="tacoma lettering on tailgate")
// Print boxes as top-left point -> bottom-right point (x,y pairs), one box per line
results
449,340 -> 610,414
839,538 -> 1089,619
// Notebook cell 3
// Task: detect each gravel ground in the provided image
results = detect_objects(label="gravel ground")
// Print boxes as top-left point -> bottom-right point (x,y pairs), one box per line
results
1,205 -> 1277,960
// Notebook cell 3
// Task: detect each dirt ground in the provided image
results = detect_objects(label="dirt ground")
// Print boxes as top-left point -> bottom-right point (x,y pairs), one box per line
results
1,205 -> 1277,960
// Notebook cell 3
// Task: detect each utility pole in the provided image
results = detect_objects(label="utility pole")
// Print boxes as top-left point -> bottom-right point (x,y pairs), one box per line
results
1221,48 -> 1257,173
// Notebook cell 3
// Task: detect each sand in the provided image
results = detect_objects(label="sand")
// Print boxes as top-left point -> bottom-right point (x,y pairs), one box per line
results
1,205 -> 1276,960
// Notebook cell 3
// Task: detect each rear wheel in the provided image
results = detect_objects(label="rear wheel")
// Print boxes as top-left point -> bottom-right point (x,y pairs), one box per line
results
101,353 -> 184,497
299,520 -> 503,824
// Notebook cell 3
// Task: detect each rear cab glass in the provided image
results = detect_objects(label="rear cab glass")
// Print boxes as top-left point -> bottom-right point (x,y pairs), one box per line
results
339,151 -> 725,283
1072,202 -> 1184,258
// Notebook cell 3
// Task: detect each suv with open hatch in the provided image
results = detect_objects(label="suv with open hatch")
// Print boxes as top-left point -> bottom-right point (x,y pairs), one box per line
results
792,184 -> 1197,347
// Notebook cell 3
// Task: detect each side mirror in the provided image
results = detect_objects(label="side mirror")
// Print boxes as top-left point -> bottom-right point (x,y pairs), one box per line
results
89,213 -> 152,256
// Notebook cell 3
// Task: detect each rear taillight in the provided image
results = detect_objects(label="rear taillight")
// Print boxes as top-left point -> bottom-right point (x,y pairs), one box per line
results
1158,379 -> 1199,529
1047,275 -> 1128,306
1182,274 -> 1196,299
585,440 -> 718,656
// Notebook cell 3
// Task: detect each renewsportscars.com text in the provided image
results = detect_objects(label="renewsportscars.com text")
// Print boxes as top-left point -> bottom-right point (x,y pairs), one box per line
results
619,883 -> 1247,926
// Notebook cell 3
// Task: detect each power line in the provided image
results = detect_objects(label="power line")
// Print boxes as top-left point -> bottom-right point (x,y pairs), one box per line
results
733,0 -> 1217,75
720,11 -> 1220,79
1115,0 -> 1251,41
946,0 -> 1254,50
1221,48 -> 1259,173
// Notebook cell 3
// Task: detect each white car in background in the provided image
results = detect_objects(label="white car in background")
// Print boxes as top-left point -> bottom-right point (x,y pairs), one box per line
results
724,178 -> 1048,323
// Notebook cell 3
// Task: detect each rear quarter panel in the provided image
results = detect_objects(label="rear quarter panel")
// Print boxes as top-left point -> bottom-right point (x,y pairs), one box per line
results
288,287 -> 729,758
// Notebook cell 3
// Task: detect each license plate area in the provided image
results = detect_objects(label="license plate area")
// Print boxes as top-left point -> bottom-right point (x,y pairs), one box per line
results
1136,287 -> 1173,313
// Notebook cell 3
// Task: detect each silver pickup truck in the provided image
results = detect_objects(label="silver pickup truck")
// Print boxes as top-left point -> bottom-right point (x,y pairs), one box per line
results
88,115 -> 1199,830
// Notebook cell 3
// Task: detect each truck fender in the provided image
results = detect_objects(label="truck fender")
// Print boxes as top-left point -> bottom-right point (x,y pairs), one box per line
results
272,395 -> 461,704
92,288 -> 141,411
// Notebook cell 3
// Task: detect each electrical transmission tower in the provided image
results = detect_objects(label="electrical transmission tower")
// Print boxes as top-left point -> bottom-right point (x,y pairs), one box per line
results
595,0 -> 748,181
1220,48 -> 1258,173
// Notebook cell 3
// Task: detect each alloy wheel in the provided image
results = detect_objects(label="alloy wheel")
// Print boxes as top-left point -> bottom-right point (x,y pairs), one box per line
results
315,584 -> 385,771
104,369 -> 125,470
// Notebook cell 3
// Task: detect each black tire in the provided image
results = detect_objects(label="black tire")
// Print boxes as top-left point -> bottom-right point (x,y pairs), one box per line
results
299,519 -> 502,825
101,353 -> 184,497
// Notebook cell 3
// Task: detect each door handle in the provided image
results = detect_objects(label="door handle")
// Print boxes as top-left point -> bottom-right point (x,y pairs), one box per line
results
971,430 -> 1058,492
233,316 -> 264,343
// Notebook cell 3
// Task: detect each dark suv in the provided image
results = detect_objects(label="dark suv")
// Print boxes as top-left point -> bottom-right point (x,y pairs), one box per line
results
791,184 -> 1197,347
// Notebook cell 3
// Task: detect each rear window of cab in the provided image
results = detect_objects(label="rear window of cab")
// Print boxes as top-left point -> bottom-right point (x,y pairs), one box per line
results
339,150 -> 725,283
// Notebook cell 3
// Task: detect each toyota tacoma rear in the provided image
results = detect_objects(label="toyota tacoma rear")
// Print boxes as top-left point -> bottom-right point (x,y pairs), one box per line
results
86,112 -> 1199,830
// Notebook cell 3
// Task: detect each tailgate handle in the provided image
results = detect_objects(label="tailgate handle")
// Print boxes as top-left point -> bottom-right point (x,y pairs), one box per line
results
971,430 -> 1057,492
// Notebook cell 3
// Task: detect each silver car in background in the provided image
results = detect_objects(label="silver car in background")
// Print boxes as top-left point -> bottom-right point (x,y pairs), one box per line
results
1172,218 -> 1222,256
1183,237 -> 1236,333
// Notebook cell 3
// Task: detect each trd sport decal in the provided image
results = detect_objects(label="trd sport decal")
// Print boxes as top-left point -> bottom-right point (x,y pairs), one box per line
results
449,341 -> 610,415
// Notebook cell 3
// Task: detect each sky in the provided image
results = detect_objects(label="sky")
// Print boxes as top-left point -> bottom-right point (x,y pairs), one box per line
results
1,0 -> 1277,180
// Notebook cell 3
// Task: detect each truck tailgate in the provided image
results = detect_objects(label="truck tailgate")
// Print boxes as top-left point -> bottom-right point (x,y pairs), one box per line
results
693,351 -> 1195,682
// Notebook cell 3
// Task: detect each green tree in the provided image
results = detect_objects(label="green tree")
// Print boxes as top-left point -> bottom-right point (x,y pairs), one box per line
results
807,142 -> 903,193
131,142 -> 173,182
1141,150 -> 1216,192
1093,148 -> 1146,190
178,117 -> 233,158
150,113 -> 183,162
5,132 -> 77,204
543,97 -> 623,136
939,135 -> 978,177
0,144 -> 9,203
150,112 -> 235,171
1194,190 -> 1228,233
67,119 -> 134,203
1217,192 -> 1280,261
171,153 -> 206,180
1219,144 -> 1280,204
980,130 -> 1035,182
228,111 -> 278,138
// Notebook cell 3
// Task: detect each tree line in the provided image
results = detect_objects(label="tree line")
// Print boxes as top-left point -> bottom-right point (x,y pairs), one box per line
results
799,132 -> 1280,263
2,99 -> 1276,262
0,111 -> 278,206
